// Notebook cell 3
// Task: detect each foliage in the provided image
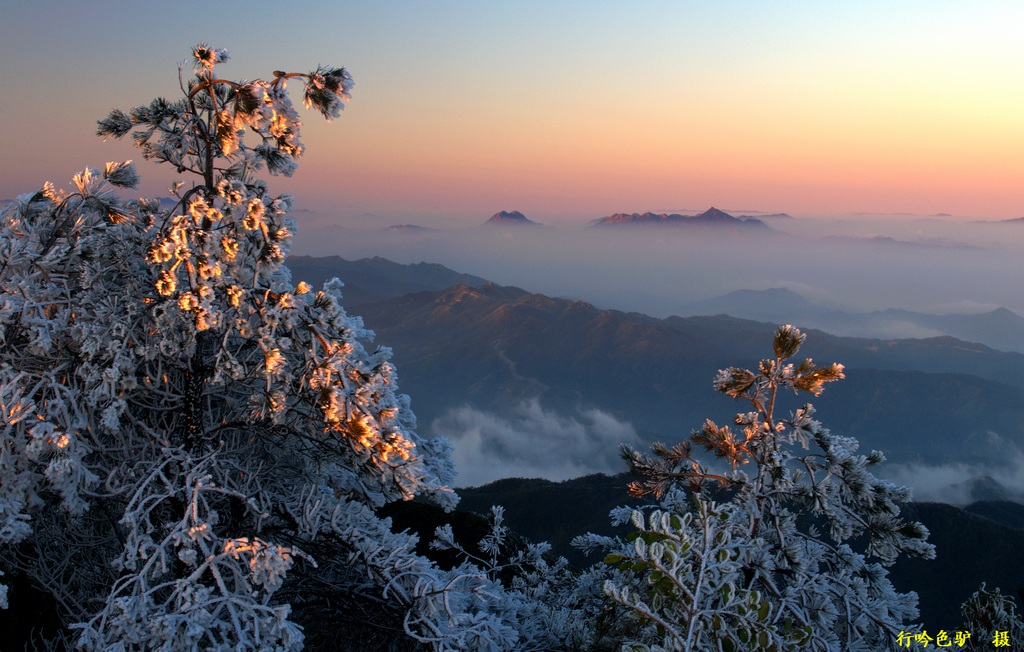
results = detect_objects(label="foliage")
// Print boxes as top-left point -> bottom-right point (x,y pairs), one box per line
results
0,45 -> 553,650
957,583 -> 1024,651
579,325 -> 936,651
431,505 -> 613,651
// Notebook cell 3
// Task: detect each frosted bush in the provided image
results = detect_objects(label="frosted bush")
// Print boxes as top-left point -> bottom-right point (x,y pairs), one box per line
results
582,326 -> 935,651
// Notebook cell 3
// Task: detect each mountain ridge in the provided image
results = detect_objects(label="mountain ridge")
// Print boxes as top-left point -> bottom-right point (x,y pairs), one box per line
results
591,207 -> 771,230
353,281 -> 1024,470
682,287 -> 1024,353
285,255 -> 488,307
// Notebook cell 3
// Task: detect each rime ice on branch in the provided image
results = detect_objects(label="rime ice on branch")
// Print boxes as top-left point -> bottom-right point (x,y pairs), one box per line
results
97,43 -> 353,183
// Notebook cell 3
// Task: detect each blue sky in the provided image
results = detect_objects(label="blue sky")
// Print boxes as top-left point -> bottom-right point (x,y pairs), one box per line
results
2,1 -> 1022,224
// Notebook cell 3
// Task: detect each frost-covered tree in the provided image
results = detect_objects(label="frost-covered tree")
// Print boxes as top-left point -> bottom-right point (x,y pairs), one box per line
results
579,325 -> 936,651
0,45 -> 554,650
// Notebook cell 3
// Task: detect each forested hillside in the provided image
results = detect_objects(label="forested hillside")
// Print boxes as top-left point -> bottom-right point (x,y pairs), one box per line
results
352,282 -> 1024,474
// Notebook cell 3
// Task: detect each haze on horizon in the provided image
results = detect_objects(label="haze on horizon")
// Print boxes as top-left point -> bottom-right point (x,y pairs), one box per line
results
2,1 -> 1023,223
290,210 -> 1024,320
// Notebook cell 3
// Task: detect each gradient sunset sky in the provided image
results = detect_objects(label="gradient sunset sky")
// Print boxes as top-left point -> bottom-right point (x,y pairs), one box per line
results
1,1 -> 1022,225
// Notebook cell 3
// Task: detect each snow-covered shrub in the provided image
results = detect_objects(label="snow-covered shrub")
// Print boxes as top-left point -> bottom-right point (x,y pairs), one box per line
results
431,505 -> 613,651
957,583 -> 1024,652
0,45 -> 539,650
581,325 -> 936,651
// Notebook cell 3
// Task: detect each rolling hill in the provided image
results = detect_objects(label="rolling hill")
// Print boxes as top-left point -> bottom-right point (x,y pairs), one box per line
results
285,255 -> 488,307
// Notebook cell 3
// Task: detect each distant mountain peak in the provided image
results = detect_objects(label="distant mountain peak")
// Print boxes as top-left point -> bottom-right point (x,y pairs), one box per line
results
591,207 -> 771,231
384,224 -> 436,233
484,210 -> 541,226
988,306 -> 1023,318
695,207 -> 734,221
683,287 -> 814,318
737,212 -> 793,220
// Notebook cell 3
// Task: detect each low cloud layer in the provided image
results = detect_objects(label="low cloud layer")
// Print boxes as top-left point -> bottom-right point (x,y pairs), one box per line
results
878,431 -> 1024,505
436,400 -> 1024,503
433,400 -> 641,488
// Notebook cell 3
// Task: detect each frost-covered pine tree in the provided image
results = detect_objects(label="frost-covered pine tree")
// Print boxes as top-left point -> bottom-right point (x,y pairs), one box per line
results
579,325 -> 935,651
0,45 -> 558,651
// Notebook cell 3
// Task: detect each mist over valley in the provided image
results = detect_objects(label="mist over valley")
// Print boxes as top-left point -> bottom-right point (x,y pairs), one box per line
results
291,208 -> 1024,325
287,235 -> 1024,505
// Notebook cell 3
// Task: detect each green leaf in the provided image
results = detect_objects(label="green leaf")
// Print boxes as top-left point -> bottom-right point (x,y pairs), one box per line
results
720,583 -> 734,602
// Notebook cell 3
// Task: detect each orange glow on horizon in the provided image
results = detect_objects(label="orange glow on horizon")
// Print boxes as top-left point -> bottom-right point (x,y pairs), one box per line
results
3,2 -> 1023,221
